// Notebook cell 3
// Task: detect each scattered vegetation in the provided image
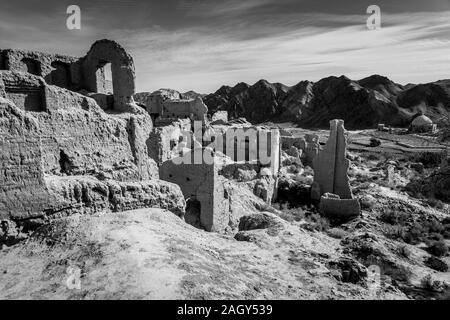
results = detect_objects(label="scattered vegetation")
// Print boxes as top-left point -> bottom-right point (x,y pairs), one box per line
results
424,256 -> 448,272
408,151 -> 447,169
426,197 -> 445,209
426,240 -> 448,257
327,228 -> 348,239
382,212 -> 449,246
420,274 -> 445,292
379,209 -> 410,225
301,213 -> 330,232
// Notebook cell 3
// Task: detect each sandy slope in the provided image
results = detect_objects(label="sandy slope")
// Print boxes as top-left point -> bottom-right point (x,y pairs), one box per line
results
0,208 -> 405,300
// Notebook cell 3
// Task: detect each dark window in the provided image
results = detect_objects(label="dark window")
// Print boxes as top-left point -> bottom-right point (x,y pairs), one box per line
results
21,58 -> 41,76
49,61 -> 71,89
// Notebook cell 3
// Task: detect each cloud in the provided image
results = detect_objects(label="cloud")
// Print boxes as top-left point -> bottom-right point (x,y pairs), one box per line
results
0,1 -> 449,93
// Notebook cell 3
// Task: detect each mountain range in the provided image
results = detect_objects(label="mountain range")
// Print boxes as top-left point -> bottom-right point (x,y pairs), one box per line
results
135,75 -> 450,129
202,75 -> 450,129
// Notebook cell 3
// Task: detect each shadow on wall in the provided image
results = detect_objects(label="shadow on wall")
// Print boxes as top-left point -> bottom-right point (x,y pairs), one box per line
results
48,61 -> 71,89
21,58 -> 41,76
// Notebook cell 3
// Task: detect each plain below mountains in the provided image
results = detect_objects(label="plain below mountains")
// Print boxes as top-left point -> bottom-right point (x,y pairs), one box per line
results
202,75 -> 450,129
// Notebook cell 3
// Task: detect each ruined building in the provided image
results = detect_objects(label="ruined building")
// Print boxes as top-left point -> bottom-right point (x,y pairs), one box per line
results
0,39 -> 138,112
159,123 -> 282,232
136,89 -> 208,125
0,40 -> 186,228
311,120 -> 361,219
0,39 -> 283,236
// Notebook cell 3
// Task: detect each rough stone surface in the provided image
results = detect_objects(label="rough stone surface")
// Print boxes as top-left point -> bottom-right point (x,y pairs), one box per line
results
82,40 -> 137,111
327,257 -> 368,284
139,89 -> 208,122
238,213 -> 278,231
159,150 -> 227,232
1,39 -> 138,112
319,194 -> 361,220
312,120 -> 352,200
0,70 -> 178,225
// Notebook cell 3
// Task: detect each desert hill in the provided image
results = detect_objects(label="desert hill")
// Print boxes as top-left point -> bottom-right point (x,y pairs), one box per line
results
201,75 -> 450,129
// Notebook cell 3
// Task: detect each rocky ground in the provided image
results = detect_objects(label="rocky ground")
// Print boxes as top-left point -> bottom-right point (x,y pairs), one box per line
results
1,129 -> 450,300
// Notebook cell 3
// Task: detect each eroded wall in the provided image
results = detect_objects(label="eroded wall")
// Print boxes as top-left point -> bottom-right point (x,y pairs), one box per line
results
159,151 -> 228,232
0,70 -> 170,224
0,49 -> 81,90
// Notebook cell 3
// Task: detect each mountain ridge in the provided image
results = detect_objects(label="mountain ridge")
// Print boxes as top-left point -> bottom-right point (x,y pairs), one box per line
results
202,75 -> 450,129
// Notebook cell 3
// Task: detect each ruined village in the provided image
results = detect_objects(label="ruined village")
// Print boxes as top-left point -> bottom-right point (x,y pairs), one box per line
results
0,39 -> 449,300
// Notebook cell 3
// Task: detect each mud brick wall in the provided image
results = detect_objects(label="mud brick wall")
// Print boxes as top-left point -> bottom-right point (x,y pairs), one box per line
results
0,98 -> 50,220
1,71 -> 46,112
147,119 -> 191,165
159,151 -> 229,232
0,49 -> 82,90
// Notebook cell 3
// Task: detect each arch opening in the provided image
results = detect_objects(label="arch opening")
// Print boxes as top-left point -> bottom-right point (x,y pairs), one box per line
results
185,198 -> 202,229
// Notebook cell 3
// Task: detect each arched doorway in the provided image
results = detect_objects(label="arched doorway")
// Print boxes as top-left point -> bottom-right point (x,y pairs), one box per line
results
185,197 -> 202,229
83,40 -> 136,111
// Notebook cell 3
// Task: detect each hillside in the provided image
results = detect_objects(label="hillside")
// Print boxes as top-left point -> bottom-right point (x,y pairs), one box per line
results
203,76 -> 450,129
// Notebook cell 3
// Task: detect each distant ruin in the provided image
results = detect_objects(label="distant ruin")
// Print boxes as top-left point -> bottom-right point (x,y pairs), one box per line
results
0,40 -> 283,235
0,40 -> 185,227
1,39 -> 360,236
136,89 -> 208,125
311,120 -> 360,218
0,39 -> 138,112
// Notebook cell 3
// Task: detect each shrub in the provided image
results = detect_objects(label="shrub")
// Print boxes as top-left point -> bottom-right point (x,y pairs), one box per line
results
411,151 -> 446,169
427,198 -> 445,209
379,210 -> 409,225
425,256 -> 448,272
420,274 -> 444,292
301,213 -> 329,232
383,225 -> 407,241
402,223 -> 427,244
421,275 -> 435,291
278,207 -> 305,222
427,240 -> 448,257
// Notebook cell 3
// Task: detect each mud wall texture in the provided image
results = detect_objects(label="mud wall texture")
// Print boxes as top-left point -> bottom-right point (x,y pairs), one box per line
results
159,151 -> 228,232
144,89 -> 208,122
0,71 -> 181,225
81,40 -> 136,111
312,119 -> 352,200
147,119 -> 191,165
1,39 -> 137,112
0,97 -> 51,219
0,49 -> 81,91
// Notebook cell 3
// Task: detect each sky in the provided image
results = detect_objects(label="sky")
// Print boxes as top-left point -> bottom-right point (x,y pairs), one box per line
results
0,0 -> 449,93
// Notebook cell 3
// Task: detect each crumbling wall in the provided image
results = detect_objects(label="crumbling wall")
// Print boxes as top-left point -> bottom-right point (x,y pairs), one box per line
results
159,151 -> 228,232
0,49 -> 81,90
299,134 -> 319,167
216,126 -> 280,176
312,120 -> 352,200
0,97 -> 50,220
0,71 -> 46,112
0,70 -> 175,225
140,89 -> 208,122
82,40 -> 136,112
147,119 -> 191,165
160,97 -> 208,121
